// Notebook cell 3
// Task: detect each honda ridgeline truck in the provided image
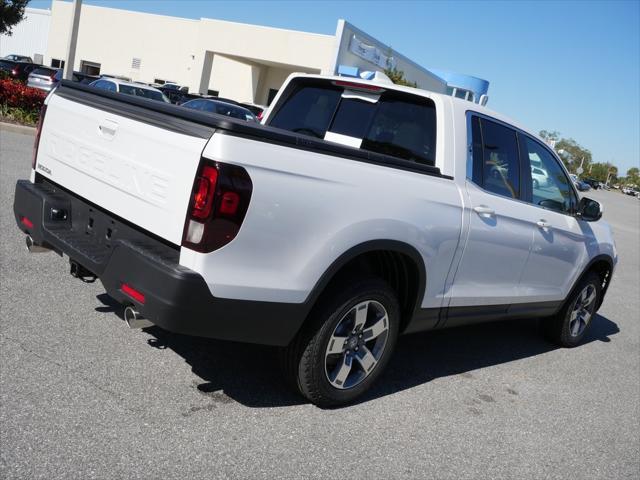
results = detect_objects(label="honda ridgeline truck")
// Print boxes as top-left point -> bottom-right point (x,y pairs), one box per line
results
13,74 -> 616,406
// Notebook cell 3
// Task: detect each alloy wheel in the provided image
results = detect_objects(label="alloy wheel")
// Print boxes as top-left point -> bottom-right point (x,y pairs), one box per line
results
324,300 -> 389,389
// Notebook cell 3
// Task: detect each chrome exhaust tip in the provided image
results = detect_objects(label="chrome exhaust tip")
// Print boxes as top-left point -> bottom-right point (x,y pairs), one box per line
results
124,306 -> 153,329
26,235 -> 51,253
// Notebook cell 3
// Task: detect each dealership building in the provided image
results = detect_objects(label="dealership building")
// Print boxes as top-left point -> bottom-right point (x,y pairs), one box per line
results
1,2 -> 489,106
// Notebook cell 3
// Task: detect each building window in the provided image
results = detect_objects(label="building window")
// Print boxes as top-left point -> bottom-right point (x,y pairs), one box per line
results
51,58 -> 65,69
154,79 -> 178,86
131,58 -> 142,70
80,60 -> 101,76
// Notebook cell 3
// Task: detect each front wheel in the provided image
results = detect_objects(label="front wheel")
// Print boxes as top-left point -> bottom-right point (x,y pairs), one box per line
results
543,272 -> 601,347
284,277 -> 400,407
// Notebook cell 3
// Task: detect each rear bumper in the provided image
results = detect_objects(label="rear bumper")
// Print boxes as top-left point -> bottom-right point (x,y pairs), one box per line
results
13,178 -> 306,346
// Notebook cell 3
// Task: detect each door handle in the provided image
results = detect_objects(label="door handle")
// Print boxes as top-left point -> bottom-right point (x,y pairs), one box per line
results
473,205 -> 495,216
98,119 -> 118,138
536,220 -> 551,229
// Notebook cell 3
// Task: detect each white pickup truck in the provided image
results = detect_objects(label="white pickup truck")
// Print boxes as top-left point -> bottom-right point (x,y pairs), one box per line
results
14,74 -> 616,406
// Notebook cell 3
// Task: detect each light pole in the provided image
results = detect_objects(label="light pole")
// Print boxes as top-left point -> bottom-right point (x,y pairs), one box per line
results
63,0 -> 83,81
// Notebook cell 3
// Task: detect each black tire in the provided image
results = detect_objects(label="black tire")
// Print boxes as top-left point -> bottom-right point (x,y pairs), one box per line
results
283,277 -> 400,408
543,272 -> 601,347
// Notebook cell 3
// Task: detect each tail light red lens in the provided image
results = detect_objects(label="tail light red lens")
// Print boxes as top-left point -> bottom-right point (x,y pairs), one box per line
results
192,165 -> 218,219
32,104 -> 47,170
219,191 -> 240,215
182,160 -> 253,253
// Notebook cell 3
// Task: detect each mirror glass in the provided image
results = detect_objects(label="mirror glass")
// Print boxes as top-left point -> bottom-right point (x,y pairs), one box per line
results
578,197 -> 602,221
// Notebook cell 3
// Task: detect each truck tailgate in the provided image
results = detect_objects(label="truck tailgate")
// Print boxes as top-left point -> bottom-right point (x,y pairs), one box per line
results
35,90 -> 212,245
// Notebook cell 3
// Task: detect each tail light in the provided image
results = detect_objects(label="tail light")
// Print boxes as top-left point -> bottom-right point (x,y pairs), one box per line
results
182,159 -> 252,253
32,104 -> 47,170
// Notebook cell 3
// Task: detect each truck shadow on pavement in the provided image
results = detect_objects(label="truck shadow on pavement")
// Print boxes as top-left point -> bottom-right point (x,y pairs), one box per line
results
96,294 -> 619,409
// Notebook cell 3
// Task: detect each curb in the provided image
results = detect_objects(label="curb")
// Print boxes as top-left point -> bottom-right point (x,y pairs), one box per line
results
0,121 -> 36,135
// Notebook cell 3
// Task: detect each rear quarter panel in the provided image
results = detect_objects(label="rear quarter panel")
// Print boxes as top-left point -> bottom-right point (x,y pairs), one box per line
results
179,132 -> 464,308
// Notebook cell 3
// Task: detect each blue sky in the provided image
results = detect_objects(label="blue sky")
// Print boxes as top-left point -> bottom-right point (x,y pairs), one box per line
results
28,0 -> 640,174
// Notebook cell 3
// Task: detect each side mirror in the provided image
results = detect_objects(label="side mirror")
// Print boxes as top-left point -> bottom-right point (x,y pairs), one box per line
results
577,197 -> 602,222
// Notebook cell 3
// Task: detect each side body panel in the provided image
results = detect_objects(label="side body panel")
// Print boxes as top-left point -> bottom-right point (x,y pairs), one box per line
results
179,99 -> 465,308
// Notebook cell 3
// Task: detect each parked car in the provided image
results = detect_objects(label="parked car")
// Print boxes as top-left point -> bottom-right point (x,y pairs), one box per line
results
181,98 -> 257,122
0,60 -> 40,82
159,82 -> 187,92
530,166 -> 550,188
570,174 -> 591,192
583,178 -> 601,189
28,68 -> 100,92
622,187 -> 639,196
26,67 -> 58,91
100,74 -> 131,82
14,73 -> 617,407
240,102 -> 266,119
2,54 -> 33,63
158,84 -> 190,104
89,78 -> 169,103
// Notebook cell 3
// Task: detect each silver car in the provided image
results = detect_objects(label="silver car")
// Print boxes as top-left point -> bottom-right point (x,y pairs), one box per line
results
27,67 -> 59,92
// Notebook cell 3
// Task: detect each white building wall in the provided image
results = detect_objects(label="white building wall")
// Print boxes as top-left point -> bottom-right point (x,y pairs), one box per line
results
46,2 -> 199,85
44,2 -> 336,101
209,55 -> 259,102
0,8 -> 51,62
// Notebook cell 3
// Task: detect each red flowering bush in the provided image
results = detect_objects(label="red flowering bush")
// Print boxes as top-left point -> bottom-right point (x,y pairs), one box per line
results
0,78 -> 46,125
0,78 -> 46,110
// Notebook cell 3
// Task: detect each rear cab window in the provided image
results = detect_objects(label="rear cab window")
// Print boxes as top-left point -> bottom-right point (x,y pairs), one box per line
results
267,78 -> 437,167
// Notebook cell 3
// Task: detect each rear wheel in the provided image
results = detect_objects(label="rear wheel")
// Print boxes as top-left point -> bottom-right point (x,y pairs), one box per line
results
284,277 -> 400,407
543,272 -> 601,347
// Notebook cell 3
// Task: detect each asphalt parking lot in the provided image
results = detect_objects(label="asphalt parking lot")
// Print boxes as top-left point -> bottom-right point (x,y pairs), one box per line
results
1,124 -> 638,479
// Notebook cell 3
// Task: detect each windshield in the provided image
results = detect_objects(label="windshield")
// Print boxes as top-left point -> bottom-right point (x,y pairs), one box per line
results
32,67 -> 57,77
118,84 -> 168,102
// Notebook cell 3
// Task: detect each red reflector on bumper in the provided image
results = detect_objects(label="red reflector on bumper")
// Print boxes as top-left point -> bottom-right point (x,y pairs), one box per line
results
122,283 -> 145,304
21,216 -> 34,229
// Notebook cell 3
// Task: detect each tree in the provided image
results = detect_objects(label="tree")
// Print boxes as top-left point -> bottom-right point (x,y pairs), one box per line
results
0,0 -> 28,36
554,137 -> 592,173
587,162 -> 615,182
383,47 -> 416,88
383,66 -> 417,87
627,167 -> 639,186
539,130 -> 560,143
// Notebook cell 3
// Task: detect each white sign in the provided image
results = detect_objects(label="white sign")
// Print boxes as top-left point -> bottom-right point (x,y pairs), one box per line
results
348,35 -> 396,69
576,167 -> 584,175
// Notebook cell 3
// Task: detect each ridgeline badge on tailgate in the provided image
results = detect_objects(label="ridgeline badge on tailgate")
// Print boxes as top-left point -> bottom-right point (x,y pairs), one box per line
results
37,163 -> 52,175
